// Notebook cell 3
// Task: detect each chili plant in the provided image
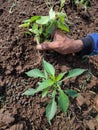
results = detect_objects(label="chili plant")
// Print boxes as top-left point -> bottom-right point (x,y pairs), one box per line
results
19,0 -> 69,44
22,59 -> 86,124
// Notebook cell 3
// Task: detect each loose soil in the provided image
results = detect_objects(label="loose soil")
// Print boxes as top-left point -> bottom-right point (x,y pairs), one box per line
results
0,0 -> 98,130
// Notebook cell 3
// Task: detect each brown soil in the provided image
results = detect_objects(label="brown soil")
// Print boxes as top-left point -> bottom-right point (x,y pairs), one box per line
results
0,0 -> 98,130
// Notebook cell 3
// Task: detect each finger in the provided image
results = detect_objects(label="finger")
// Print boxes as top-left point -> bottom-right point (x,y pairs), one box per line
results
36,42 -> 58,50
54,30 -> 68,41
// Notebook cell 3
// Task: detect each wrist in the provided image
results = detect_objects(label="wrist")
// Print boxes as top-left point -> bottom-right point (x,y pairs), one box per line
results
72,40 -> 83,53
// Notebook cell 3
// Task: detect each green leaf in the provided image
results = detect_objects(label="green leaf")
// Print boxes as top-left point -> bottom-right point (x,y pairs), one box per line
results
25,69 -> 45,78
36,16 -> 50,25
66,68 -> 86,79
44,69 -> 48,79
57,12 -> 66,23
23,19 -> 30,23
65,89 -> 78,98
43,59 -> 55,77
51,90 -> 56,98
42,88 -> 49,98
57,81 -> 63,86
56,72 -> 67,81
49,8 -> 55,20
19,23 -> 30,28
45,21 -> 56,36
58,90 -> 69,113
30,16 -> 40,22
57,21 -> 69,32
22,88 -> 36,96
36,79 -> 54,92
32,23 -> 38,31
29,23 -> 39,34
46,98 -> 57,124
39,26 -> 43,34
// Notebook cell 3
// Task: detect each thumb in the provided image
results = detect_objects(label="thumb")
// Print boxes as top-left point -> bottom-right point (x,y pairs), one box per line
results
36,42 -> 57,50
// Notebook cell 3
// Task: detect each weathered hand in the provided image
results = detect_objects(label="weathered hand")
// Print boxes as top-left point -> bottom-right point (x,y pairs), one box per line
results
36,30 -> 83,54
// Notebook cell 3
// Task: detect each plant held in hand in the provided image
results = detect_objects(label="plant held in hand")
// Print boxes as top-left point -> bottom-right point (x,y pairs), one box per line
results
22,59 -> 86,124
19,0 -> 69,44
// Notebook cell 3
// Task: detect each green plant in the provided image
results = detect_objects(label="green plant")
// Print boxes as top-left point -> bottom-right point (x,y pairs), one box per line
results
19,0 -> 69,44
22,59 -> 86,124
73,0 -> 89,11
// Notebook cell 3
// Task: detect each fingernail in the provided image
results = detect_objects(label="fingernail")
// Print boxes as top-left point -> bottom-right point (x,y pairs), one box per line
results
36,45 -> 42,50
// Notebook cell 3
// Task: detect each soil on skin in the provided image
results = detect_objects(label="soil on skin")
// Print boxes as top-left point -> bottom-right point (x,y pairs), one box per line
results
0,0 -> 98,130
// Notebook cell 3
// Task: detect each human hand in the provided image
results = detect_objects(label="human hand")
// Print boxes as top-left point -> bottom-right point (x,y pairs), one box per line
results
36,30 -> 83,54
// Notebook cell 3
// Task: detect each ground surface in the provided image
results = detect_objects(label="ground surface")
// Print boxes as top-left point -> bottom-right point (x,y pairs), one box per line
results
0,0 -> 98,130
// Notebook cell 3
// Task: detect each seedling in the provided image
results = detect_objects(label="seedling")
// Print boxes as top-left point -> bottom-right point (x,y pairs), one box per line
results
19,0 -> 69,44
22,59 -> 86,124
73,0 -> 89,11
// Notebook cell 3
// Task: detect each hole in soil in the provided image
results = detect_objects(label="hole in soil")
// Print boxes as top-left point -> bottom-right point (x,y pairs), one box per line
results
0,9 -> 3,16
81,103 -> 88,111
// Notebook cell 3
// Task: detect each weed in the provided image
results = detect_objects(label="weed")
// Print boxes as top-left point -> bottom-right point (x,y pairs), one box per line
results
9,0 -> 17,13
73,0 -> 89,11
19,0 -> 69,44
22,59 -> 86,124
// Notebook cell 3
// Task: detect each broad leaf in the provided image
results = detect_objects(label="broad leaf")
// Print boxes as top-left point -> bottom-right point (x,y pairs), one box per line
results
57,81 -> 63,86
57,21 -> 69,32
32,23 -> 38,29
30,23 -> 39,34
22,88 -> 36,96
25,69 -> 45,78
36,79 -> 54,92
66,68 -> 86,79
56,72 -> 67,81
36,16 -> 50,25
39,26 -> 43,34
19,23 -> 30,28
46,98 -> 57,124
49,8 -> 55,20
51,90 -> 56,98
43,59 -> 55,76
42,88 -> 49,98
58,90 -> 69,113
65,89 -> 78,98
45,22 -> 56,35
30,16 -> 40,22
57,12 -> 66,23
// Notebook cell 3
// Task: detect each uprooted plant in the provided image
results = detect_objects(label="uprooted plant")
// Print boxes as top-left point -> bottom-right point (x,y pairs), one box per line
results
22,59 -> 86,124
19,0 -> 69,44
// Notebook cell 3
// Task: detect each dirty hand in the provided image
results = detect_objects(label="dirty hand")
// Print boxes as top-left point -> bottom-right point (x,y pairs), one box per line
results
36,30 -> 83,54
